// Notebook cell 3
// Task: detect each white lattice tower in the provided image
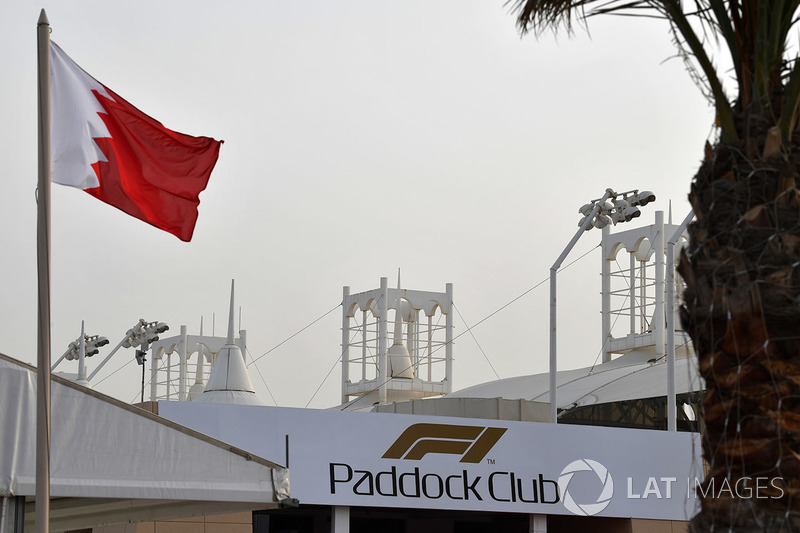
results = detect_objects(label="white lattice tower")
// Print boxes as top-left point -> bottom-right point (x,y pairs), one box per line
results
600,210 -> 692,363
341,276 -> 453,405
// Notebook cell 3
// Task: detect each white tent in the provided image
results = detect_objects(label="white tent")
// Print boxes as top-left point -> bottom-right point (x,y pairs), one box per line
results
0,354 -> 291,532
450,349 -> 703,410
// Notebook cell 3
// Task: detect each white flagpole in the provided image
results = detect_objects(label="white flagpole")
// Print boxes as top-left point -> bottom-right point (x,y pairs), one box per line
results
36,8 -> 52,533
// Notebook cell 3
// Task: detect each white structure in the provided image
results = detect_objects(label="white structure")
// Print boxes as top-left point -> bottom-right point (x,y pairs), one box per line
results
194,281 -> 262,405
0,354 -> 289,532
148,281 -> 262,405
445,210 -> 701,431
600,212 -> 691,363
340,276 -> 454,407
148,325 -> 247,402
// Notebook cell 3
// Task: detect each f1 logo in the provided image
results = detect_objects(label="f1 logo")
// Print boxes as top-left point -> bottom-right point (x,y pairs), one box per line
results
382,423 -> 507,463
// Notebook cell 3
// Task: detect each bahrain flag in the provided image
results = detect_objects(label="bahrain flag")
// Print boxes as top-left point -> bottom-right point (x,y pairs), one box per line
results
49,42 -> 222,242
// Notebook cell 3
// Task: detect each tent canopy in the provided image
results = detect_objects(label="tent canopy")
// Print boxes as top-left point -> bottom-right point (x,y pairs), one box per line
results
0,354 -> 290,531
450,349 -> 703,409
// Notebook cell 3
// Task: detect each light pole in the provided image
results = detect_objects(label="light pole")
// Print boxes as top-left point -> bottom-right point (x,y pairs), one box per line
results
136,342 -> 148,403
51,329 -> 109,372
86,319 -> 168,382
549,188 -> 655,423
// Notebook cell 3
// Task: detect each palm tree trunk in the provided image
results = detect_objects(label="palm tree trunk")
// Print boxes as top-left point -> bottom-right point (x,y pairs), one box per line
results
680,139 -> 800,531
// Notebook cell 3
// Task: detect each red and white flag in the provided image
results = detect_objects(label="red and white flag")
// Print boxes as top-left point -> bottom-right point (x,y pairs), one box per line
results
49,42 -> 222,241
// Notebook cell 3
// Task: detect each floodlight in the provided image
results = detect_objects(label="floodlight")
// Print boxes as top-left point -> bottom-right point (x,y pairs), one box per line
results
632,190 -> 656,206
612,206 -> 641,224
578,203 -> 594,216
578,214 -> 595,230
93,336 -> 110,347
623,206 -> 641,221
612,198 -> 630,209
65,341 -> 79,360
594,213 -> 611,229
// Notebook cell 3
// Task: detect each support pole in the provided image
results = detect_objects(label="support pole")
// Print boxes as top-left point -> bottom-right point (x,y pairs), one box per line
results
654,211 -> 665,361
600,225 -> 611,363
150,351 -> 159,401
529,514 -> 547,533
332,506 -> 350,533
35,10 -> 52,532
341,286 -> 350,405
179,325 -> 188,401
51,344 -> 75,371
77,321 -> 86,381
667,210 -> 694,431
86,337 -> 128,381
378,277 -> 388,404
445,283 -> 453,393
361,310 -> 367,382
549,189 -> 613,423
630,253 -> 637,333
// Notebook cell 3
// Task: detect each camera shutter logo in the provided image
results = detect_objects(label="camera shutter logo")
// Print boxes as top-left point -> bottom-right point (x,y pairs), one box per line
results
558,459 -> 614,516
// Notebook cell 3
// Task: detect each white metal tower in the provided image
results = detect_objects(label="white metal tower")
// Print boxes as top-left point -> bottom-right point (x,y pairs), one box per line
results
341,276 -> 454,406
600,211 -> 693,363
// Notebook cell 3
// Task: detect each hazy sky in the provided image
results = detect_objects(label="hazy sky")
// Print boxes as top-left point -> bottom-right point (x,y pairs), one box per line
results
1,1 -> 713,408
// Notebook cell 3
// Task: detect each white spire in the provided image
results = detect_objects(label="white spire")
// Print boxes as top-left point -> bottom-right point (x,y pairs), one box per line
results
76,320 -> 88,385
227,279 -> 235,344
194,280 -> 262,405
388,270 -> 414,379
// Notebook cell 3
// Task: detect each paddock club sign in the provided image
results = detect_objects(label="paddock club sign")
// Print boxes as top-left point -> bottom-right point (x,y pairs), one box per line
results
316,418 -> 702,520
157,403 -> 702,520
329,423 -> 560,504
329,423 -> 562,505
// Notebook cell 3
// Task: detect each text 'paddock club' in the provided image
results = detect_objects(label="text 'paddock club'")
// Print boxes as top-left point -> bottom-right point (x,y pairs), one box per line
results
329,463 -> 561,504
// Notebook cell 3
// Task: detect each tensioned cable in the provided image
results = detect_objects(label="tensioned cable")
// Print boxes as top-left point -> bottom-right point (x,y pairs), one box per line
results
305,310 -> 371,408
339,244 -> 601,410
126,353 -> 170,403
248,303 -> 341,366
247,346 -> 278,406
587,234 -> 658,373
98,338 -> 188,394
453,302 -> 500,380
454,243 -> 601,336
94,352 -> 138,387
563,338 -> 696,415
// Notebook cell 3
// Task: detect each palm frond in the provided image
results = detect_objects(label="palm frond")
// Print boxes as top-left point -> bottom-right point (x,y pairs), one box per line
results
509,0 -> 650,35
510,0 -> 800,145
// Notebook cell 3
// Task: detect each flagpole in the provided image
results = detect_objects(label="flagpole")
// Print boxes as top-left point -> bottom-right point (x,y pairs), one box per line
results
36,9 -> 52,533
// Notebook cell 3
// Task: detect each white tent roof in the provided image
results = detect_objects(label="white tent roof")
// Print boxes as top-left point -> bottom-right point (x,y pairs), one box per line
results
449,349 -> 704,410
0,354 -> 290,530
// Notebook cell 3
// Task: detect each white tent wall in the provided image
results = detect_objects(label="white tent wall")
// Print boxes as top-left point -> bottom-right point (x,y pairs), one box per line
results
0,354 -> 290,531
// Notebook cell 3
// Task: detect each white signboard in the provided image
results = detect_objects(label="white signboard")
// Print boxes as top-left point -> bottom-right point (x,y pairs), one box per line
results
160,402 -> 703,520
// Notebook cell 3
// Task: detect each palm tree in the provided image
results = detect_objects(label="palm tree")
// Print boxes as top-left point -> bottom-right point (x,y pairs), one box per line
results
510,1 -> 800,530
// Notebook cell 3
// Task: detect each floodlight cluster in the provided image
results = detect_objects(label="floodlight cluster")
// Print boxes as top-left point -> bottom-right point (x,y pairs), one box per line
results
578,189 -> 656,230
122,319 -> 170,348
64,334 -> 109,360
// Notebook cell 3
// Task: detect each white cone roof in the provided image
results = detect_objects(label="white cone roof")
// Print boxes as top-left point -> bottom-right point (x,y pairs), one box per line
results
194,280 -> 262,405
